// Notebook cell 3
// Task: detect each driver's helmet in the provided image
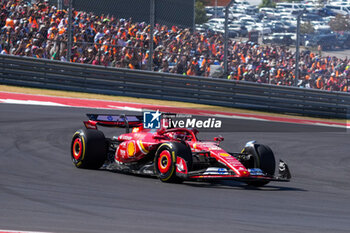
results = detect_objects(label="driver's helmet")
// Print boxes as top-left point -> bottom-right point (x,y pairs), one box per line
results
167,132 -> 188,141
174,132 -> 188,141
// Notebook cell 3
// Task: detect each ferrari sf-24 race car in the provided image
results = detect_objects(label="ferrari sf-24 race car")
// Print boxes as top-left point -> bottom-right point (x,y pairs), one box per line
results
71,114 -> 291,186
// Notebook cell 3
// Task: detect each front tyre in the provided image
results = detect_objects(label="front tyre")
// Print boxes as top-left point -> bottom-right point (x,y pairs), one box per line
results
154,142 -> 192,183
244,144 -> 276,187
71,129 -> 107,169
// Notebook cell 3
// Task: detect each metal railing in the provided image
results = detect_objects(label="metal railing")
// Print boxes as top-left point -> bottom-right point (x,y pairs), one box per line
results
0,54 -> 349,119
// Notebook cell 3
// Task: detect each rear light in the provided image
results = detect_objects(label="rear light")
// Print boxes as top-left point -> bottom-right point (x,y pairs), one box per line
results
84,121 -> 97,130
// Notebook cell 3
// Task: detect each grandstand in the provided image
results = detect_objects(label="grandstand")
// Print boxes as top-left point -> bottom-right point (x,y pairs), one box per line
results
0,0 -> 349,92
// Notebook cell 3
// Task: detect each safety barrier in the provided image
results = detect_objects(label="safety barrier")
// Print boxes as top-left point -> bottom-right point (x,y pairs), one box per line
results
0,54 -> 349,118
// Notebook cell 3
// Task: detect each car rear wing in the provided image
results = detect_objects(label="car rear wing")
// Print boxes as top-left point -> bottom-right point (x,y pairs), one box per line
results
85,114 -> 143,132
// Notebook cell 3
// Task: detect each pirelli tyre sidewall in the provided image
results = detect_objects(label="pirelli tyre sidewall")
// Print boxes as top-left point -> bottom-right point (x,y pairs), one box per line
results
71,129 -> 107,169
154,142 -> 192,183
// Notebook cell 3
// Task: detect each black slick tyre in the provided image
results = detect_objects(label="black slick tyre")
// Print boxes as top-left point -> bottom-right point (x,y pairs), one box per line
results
154,142 -> 192,183
246,144 -> 276,187
71,129 -> 107,169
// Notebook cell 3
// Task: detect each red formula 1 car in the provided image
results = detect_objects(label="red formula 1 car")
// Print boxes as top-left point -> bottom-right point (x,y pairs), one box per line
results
71,114 -> 291,186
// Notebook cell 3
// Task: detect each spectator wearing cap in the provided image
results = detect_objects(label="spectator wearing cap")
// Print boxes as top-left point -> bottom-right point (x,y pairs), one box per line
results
227,72 -> 235,80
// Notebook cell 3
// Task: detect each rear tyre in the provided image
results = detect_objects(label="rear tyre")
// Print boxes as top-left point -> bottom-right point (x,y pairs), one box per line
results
71,129 -> 107,169
245,144 -> 276,187
154,142 -> 192,183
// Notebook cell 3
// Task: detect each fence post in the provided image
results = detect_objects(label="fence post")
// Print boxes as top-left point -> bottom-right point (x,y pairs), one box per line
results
148,0 -> 155,71
224,0 -> 235,75
294,10 -> 305,86
66,0 -> 73,62
57,0 -> 63,10
192,0 -> 196,33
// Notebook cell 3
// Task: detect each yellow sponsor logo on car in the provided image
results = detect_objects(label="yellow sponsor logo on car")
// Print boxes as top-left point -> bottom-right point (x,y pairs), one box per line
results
127,141 -> 136,157
219,153 -> 230,157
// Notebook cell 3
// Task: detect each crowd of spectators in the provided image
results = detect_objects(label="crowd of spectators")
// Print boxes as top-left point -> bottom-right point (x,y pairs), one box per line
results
1,0 -> 350,92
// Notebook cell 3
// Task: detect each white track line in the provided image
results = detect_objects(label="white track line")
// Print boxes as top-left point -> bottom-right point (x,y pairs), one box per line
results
0,230 -> 53,233
0,99 -> 68,107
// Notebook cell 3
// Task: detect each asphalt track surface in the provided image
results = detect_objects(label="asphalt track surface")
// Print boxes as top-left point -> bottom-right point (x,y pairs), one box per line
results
1,103 -> 350,233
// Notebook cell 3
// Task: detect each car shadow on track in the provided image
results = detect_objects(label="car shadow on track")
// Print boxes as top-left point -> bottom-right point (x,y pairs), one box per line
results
183,180 -> 306,192
103,169 -> 305,191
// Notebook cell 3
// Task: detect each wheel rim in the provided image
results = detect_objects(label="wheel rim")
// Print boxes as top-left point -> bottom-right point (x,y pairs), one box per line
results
158,150 -> 171,174
72,138 -> 82,160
